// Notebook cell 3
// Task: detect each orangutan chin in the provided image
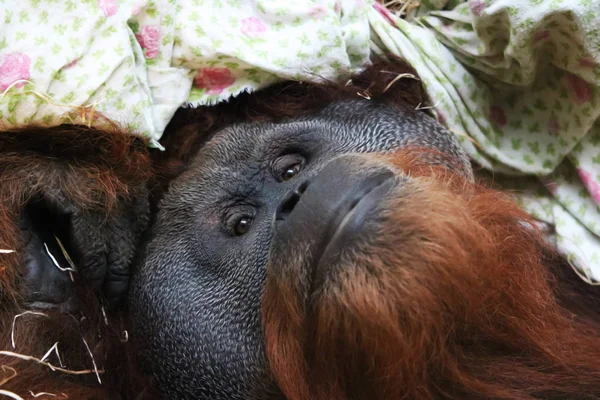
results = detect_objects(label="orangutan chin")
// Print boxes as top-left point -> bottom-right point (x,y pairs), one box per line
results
264,149 -> 600,400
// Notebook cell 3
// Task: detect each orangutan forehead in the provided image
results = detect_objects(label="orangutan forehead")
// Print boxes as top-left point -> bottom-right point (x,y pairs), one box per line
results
193,99 -> 430,168
174,97 -> 472,205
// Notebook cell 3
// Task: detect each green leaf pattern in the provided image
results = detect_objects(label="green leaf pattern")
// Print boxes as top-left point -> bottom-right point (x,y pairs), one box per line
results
0,0 -> 371,148
369,0 -> 600,280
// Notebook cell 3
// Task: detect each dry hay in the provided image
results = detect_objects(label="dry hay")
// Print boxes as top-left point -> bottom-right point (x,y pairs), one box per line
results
381,0 -> 421,19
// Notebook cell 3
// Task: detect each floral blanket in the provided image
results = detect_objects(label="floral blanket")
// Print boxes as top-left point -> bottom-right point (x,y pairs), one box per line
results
0,0 -> 370,147
1,0 -> 599,281
372,0 -> 600,282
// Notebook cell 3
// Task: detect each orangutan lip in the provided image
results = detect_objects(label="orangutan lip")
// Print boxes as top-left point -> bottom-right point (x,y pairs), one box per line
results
311,176 -> 395,289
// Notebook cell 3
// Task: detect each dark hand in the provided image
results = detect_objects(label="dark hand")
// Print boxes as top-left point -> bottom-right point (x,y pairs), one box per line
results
19,192 -> 149,310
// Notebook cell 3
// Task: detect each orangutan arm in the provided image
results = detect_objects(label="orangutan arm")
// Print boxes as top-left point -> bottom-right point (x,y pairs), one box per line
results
0,124 -> 152,310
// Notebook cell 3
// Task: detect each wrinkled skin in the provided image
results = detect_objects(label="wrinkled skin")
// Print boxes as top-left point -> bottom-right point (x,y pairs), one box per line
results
129,99 -> 470,399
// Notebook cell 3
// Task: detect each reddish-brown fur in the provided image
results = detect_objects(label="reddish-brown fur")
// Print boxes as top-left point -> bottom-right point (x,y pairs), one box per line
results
0,58 -> 427,399
262,149 -> 600,400
0,124 -> 156,398
1,57 -> 598,399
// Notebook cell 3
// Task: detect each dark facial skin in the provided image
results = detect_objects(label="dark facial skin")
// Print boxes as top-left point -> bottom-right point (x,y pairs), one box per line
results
129,99 -> 471,399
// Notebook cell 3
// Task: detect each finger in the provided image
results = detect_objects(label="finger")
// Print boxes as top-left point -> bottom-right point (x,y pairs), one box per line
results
103,195 -> 150,305
68,211 -> 109,289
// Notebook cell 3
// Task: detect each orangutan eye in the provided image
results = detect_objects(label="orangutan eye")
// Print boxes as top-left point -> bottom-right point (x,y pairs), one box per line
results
233,216 -> 253,236
223,207 -> 255,237
281,163 -> 302,181
273,154 -> 305,182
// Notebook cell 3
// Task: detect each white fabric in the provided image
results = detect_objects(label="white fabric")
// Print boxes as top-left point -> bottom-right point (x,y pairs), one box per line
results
0,0 -> 372,147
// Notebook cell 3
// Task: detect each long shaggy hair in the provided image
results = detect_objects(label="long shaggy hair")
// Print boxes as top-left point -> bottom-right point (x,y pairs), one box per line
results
0,124 -> 155,398
0,57 -> 427,399
262,149 -> 600,400
2,56 -> 598,399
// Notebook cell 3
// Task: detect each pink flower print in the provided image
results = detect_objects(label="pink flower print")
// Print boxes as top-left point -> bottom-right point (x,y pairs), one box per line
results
98,0 -> 118,17
65,58 -> 78,68
0,52 -> 31,92
131,1 -> 145,15
470,0 -> 486,16
333,0 -> 342,14
543,180 -> 559,196
334,0 -> 341,13
310,5 -> 327,19
374,3 -> 396,27
193,67 -> 235,95
532,30 -> 550,44
240,17 -> 267,38
136,25 -> 160,59
577,168 -> 600,205
565,73 -> 593,105
579,56 -> 596,68
489,105 -> 507,127
548,115 -> 560,135
436,111 -> 447,126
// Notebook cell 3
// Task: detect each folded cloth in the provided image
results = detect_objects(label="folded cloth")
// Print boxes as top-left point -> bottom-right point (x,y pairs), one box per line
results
370,0 -> 600,281
0,0 -> 371,147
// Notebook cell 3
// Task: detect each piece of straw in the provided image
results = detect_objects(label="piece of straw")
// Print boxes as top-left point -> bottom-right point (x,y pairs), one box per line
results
0,366 -> 17,387
11,312 -> 49,349
0,350 -> 104,377
81,339 -> 101,384
382,72 -> 419,93
0,79 -> 103,128
0,389 -> 24,400
40,343 -> 64,368
29,391 -> 59,398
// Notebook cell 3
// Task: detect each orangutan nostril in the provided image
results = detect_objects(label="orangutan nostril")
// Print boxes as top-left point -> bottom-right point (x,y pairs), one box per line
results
276,180 -> 310,221
297,180 -> 310,194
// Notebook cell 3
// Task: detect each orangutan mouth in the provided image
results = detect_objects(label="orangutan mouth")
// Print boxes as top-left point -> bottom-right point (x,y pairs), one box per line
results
312,174 -> 396,289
